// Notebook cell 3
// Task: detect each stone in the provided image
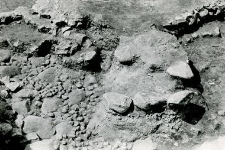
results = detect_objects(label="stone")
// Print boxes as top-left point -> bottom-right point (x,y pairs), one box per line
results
83,74 -> 97,87
133,92 -> 166,110
68,32 -> 86,45
114,45 -> 135,64
103,92 -> 132,114
16,89 -> 37,98
194,136 -> 225,150
68,89 -> 85,106
15,114 -> 24,129
82,51 -> 97,62
0,66 -> 21,77
0,76 -> 20,91
199,9 -> 209,18
41,98 -> 63,114
6,81 -> 20,91
30,57 -> 45,67
167,90 -> 194,104
166,61 -> 194,79
55,122 -> 73,138
26,132 -> 39,141
0,123 -> 13,136
213,27 -> 221,37
23,115 -> 54,139
132,137 -> 157,150
56,40 -> 72,55
12,100 -> 30,114
37,67 -> 57,83
0,90 -> 8,98
0,49 -> 11,62
25,139 -> 54,150
60,145 -> 68,150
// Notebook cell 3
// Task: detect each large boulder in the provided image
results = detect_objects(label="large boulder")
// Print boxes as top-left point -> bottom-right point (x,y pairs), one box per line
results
41,98 -> 63,114
23,115 -> 54,139
103,92 -> 133,114
166,61 -> 194,79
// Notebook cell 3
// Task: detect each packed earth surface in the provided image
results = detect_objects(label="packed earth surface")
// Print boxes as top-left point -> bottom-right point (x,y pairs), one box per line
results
1,0 -> 225,150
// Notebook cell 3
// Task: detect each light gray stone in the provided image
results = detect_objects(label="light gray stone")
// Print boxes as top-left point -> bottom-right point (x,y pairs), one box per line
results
41,98 -> 63,114
114,45 -> 134,64
167,90 -> 194,104
132,137 -> 157,150
23,115 -> 54,139
16,89 -> 37,98
55,122 -> 73,138
0,49 -> 11,62
103,92 -> 132,114
37,67 -> 57,83
68,89 -> 85,106
25,139 -> 54,150
83,74 -> 97,87
133,92 -> 166,110
12,100 -> 30,114
167,61 -> 194,79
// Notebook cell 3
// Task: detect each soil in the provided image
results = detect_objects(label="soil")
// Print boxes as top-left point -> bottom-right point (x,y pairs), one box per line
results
0,0 -> 225,150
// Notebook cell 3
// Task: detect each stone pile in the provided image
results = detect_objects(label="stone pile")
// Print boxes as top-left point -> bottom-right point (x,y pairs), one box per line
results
163,2 -> 225,36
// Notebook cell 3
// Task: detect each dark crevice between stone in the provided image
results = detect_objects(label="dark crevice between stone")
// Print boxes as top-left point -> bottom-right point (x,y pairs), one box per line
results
35,40 -> 55,57
0,16 -> 23,25
182,61 -> 204,93
144,101 -> 167,114
169,103 -> 206,125
83,49 -> 103,72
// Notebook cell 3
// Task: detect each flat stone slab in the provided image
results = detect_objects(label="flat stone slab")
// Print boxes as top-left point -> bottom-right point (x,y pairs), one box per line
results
166,61 -> 194,79
167,90 -> 194,104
